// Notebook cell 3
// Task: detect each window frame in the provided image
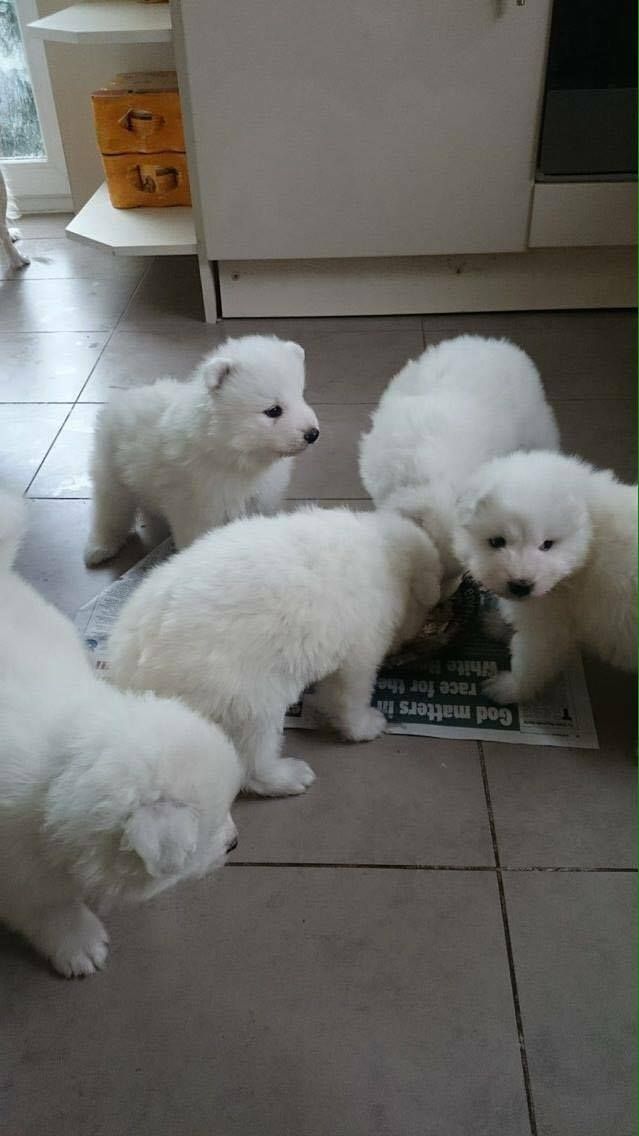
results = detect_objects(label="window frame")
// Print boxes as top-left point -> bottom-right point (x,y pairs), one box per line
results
3,0 -> 71,209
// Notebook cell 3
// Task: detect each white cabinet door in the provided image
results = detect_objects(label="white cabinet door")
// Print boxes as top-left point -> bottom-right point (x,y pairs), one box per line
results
180,0 -> 552,259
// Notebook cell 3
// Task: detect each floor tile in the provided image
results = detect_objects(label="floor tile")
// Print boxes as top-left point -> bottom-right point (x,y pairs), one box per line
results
553,397 -> 636,483
0,333 -> 108,402
484,660 -> 637,868
3,869 -> 529,1136
81,320 -> 424,404
1,237 -> 148,281
222,315 -> 425,336
232,731 -> 493,866
79,326 -> 226,400
299,326 -> 424,405
583,654 -> 638,757
0,277 -> 139,333
15,498 -> 145,617
222,317 -> 425,403
504,871 -> 637,1136
287,403 -> 372,498
119,255 -> 204,329
15,213 -> 73,238
0,404 -> 69,493
28,404 -> 99,498
421,310 -> 637,401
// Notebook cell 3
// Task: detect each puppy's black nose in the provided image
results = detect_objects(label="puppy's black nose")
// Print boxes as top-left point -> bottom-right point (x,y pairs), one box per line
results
508,580 -> 533,598
304,427 -> 319,444
226,835 -> 238,853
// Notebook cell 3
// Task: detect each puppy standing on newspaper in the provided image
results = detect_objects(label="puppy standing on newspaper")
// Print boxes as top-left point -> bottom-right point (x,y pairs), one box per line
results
359,336 -> 560,592
107,506 -> 442,797
455,450 -> 638,704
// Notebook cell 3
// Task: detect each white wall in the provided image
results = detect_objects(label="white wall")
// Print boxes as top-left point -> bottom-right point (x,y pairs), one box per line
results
36,0 -> 175,209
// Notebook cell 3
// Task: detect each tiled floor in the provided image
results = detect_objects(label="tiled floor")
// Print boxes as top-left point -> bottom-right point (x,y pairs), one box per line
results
1,217 -> 637,1136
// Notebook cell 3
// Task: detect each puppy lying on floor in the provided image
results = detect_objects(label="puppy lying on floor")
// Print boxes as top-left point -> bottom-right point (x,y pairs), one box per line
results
455,450 -> 638,704
359,335 -> 559,592
0,491 -> 241,977
84,334 -> 320,564
107,506 -> 442,798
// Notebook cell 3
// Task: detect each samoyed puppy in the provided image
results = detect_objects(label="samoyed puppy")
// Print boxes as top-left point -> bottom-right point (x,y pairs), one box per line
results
0,167 -> 30,269
107,507 -> 442,797
84,335 -> 320,564
455,451 -> 638,704
0,490 -> 241,977
359,336 -> 560,591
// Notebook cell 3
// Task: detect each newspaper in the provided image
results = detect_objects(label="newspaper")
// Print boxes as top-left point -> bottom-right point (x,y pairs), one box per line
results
75,541 -> 598,749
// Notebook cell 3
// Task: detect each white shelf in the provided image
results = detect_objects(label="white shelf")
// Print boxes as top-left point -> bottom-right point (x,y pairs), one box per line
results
27,1 -> 171,44
66,183 -> 196,256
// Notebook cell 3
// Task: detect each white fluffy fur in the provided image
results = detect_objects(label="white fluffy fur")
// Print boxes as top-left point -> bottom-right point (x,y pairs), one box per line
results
107,507 -> 442,797
0,167 -> 29,269
455,451 -> 638,703
0,490 -> 241,977
359,336 -> 560,590
84,335 -> 319,564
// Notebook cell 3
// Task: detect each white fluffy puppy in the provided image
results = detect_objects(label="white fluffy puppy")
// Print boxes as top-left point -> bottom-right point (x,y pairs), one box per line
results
359,336 -> 560,589
455,451 -> 638,704
0,491 -> 241,977
0,167 -> 30,269
85,335 -> 319,564
107,507 -> 442,797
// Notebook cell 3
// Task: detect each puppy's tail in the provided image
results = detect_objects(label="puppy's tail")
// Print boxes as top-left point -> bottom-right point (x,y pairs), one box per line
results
0,487 -> 26,571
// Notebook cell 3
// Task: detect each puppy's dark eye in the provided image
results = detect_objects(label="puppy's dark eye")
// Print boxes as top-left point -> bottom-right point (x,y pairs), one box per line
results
540,539 -> 554,551
264,405 -> 282,418
488,536 -> 506,549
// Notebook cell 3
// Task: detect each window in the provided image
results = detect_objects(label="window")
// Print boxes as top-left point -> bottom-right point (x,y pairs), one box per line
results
0,0 -> 70,209
0,0 -> 45,159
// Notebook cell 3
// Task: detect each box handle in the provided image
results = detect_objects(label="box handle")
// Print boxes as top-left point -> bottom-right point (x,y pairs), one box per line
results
129,164 -> 181,193
118,108 -> 166,137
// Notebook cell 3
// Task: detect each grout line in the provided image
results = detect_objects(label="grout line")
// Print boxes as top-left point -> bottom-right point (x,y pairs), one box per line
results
112,257 -> 157,331
22,264 -> 155,497
479,741 -> 539,1136
23,404 -> 77,497
73,261 -> 154,405
501,865 -> 637,873
227,862 -> 497,871
225,861 -> 638,873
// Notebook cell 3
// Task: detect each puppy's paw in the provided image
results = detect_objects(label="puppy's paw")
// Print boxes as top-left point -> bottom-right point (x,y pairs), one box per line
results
9,226 -> 22,241
245,758 -> 316,797
482,671 -> 519,705
340,706 -> 387,743
45,908 -> 110,979
84,540 -> 120,567
7,247 -> 30,269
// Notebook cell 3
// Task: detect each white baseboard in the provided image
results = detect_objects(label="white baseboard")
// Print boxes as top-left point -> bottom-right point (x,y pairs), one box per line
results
18,195 -> 73,214
217,246 -> 636,318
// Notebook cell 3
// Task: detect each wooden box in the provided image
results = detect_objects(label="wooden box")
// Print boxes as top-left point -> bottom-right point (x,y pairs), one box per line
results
101,153 -> 191,208
92,75 -> 184,155
92,72 -> 191,208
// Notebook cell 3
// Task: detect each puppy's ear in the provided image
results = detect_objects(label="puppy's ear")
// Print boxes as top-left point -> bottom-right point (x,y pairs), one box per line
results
121,801 -> 199,878
201,356 -> 234,393
286,341 -> 305,362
